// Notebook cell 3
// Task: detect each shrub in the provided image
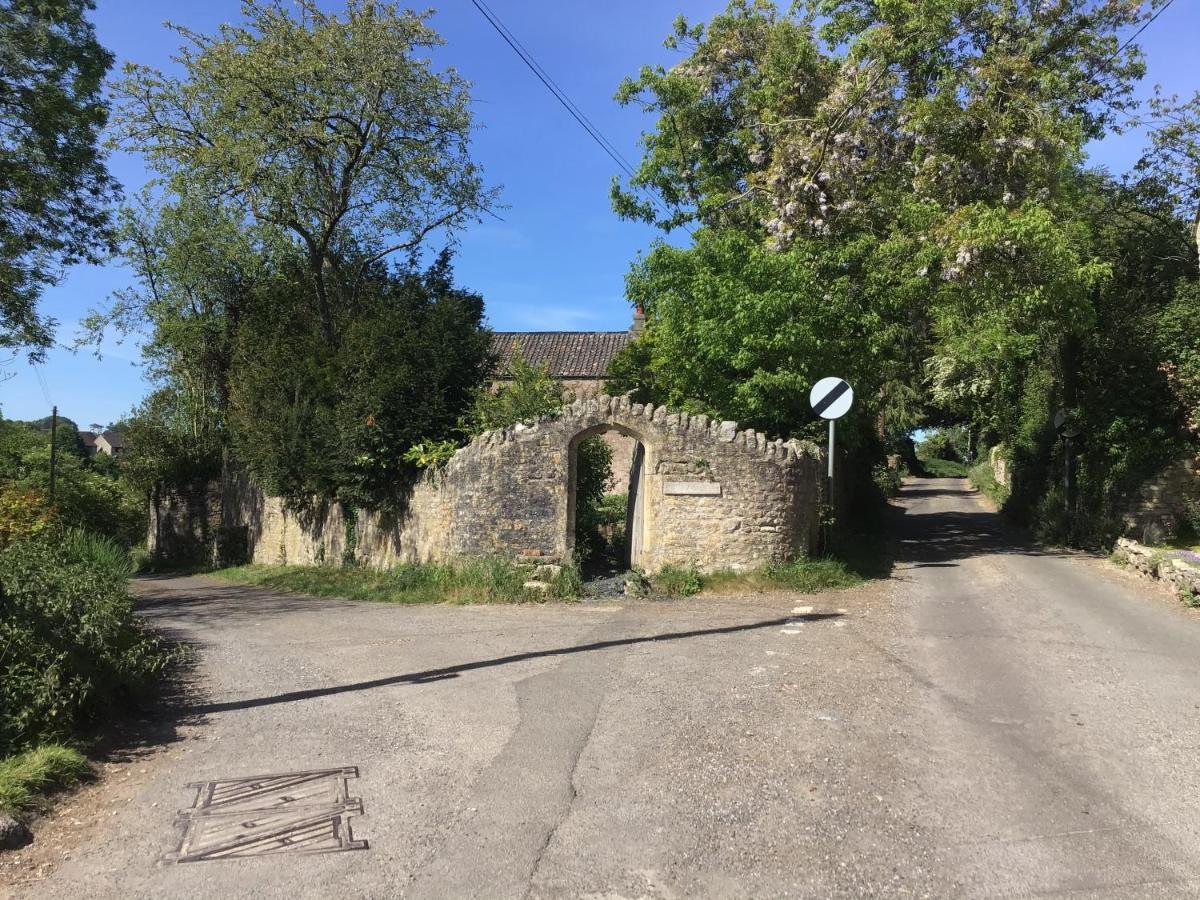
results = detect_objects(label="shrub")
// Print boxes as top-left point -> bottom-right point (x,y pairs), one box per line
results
1182,497 -> 1200,541
871,464 -> 903,499
0,484 -> 56,549
0,530 -> 172,755
654,564 -> 702,597
403,439 -> 459,470
465,343 -> 562,437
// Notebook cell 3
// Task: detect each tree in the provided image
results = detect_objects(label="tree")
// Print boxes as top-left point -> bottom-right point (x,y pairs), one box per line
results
113,0 -> 497,350
611,0 -> 1149,447
0,0 -> 118,360
227,255 -> 493,508
465,343 -> 562,437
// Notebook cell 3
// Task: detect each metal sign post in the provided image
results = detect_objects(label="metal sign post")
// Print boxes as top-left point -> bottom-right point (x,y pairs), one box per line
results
810,378 -> 854,552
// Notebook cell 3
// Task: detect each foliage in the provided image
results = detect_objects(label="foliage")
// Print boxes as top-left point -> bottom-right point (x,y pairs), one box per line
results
0,484 -> 56,549
968,457 -> 1011,510
227,256 -> 491,508
654,564 -> 702,597
603,335 -> 657,404
465,343 -> 563,437
917,426 -> 970,464
871,464 -> 902,499
0,744 -> 90,819
0,417 -> 144,546
613,0 -> 1200,547
113,0 -> 496,352
573,437 -> 614,562
1182,497 -> 1200,541
118,388 -> 223,497
919,457 -> 968,479
0,530 -> 172,755
0,0 -> 118,360
403,440 -> 459,471
213,558 -> 576,605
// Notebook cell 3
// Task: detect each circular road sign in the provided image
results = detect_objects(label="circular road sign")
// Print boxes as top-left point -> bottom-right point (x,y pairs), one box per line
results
810,377 -> 854,420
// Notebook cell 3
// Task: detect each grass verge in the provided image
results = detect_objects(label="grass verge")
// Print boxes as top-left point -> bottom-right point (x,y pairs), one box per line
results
211,557 -> 581,604
0,745 -> 90,819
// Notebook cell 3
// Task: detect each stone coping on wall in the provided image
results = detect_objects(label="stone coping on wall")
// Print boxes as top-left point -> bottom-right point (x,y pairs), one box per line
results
447,393 -> 823,474
1112,537 -> 1200,599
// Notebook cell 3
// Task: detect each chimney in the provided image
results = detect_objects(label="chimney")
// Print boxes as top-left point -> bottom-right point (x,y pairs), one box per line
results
630,303 -> 646,335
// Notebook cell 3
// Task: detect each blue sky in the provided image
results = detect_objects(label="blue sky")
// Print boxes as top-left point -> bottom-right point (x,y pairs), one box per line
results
2,0 -> 1196,427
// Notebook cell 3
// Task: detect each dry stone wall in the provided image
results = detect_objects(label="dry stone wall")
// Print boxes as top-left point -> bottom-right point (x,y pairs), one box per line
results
1119,455 -> 1200,543
158,395 -> 823,574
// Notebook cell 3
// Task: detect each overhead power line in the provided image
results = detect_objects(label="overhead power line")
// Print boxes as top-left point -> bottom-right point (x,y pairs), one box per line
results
1103,0 -> 1176,67
466,0 -> 687,229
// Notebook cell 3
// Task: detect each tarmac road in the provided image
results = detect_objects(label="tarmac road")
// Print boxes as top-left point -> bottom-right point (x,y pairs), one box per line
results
3,477 -> 1199,898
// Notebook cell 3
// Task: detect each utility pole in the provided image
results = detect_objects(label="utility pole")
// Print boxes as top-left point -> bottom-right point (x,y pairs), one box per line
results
48,405 -> 58,505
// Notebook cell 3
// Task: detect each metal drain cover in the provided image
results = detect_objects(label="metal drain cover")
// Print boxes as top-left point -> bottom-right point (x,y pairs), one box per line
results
166,766 -> 367,862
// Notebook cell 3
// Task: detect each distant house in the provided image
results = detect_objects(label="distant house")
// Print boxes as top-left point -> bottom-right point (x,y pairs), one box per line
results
93,430 -> 127,457
491,309 -> 645,492
78,431 -> 99,456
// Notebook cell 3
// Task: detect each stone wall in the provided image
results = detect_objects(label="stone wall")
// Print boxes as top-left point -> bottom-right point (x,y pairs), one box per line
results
147,480 -> 222,565
158,395 -> 823,574
1112,537 -> 1200,601
989,445 -> 1012,489
1118,455 -> 1200,543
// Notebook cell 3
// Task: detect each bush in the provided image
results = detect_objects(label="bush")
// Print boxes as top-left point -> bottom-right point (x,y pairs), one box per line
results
0,484 -> 56,549
654,564 -> 702,596
0,530 -> 172,755
871,464 -> 903,499
465,343 -> 562,437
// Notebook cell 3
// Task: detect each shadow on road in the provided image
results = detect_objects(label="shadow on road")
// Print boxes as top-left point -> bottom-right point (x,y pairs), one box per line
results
185,612 -> 843,716
891,477 -> 1074,568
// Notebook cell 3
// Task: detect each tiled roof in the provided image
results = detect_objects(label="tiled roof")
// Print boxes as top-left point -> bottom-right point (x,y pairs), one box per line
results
99,430 -> 127,449
491,331 -> 632,379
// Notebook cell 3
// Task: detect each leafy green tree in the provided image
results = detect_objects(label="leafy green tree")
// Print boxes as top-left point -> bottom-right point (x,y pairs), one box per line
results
228,255 -> 492,508
612,0 -> 1149,449
465,343 -> 563,437
0,0 -> 118,359
113,0 -> 496,349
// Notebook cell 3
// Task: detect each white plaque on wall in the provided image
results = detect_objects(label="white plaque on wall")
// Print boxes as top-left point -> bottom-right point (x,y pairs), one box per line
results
663,481 -> 721,497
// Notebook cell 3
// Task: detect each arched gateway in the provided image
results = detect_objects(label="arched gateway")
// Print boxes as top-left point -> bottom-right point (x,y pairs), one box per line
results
428,394 -> 824,573
194,395 -> 825,574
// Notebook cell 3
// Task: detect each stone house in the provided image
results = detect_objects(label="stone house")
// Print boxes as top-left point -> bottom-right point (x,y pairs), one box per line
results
490,310 -> 643,492
79,429 -> 127,457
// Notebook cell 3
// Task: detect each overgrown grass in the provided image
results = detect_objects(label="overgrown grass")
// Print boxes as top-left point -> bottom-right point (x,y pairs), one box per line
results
654,564 -> 703,597
698,555 -> 867,595
0,745 -> 90,818
212,557 -> 582,604
919,457 -> 970,478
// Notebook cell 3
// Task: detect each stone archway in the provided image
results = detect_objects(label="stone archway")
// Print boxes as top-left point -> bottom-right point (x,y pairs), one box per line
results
217,393 -> 824,574
566,422 -> 650,569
